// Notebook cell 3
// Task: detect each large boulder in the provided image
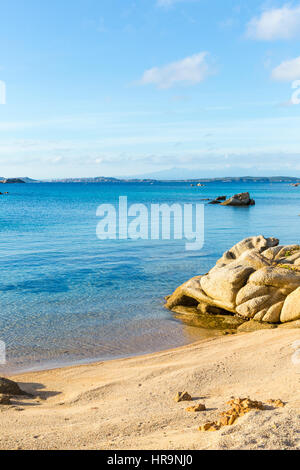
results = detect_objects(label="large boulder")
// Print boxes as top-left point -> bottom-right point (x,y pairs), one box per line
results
166,236 -> 300,324
280,288 -> 300,323
200,262 -> 255,307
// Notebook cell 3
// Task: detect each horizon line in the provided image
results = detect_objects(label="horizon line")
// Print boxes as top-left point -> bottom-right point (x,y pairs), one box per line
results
3,175 -> 300,183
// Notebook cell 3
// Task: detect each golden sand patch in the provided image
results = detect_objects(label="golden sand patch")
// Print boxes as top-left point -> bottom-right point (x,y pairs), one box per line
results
199,398 -> 266,432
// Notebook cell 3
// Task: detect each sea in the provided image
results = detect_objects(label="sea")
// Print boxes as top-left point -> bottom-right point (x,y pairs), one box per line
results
1,181 -> 299,373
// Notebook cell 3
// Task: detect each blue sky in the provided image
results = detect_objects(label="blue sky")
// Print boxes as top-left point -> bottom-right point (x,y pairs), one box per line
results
1,0 -> 300,178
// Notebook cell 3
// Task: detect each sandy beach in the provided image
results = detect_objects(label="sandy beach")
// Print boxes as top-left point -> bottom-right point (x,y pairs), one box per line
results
1,328 -> 299,450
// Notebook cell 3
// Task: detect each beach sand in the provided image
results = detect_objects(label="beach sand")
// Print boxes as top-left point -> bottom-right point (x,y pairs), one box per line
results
1,328 -> 300,450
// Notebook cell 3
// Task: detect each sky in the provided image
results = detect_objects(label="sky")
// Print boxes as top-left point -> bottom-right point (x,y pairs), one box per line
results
1,0 -> 300,179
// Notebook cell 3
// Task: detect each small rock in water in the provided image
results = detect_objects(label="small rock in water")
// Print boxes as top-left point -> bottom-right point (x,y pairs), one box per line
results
186,403 -> 206,412
174,391 -> 192,403
209,196 -> 227,205
221,192 -> 255,206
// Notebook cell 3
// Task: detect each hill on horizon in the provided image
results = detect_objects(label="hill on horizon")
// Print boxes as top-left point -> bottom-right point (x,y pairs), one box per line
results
125,167 -> 300,180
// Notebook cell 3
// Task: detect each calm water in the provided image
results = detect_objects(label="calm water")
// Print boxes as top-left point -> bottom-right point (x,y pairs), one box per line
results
1,181 -> 300,373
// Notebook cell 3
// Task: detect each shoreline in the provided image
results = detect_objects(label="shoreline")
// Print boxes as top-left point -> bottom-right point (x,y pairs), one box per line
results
1,328 -> 300,450
1,316 -> 223,376
2,325 -> 221,376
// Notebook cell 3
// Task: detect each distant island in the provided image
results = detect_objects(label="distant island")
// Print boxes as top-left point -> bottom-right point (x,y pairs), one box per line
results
45,176 -> 300,184
0,178 -> 26,184
2,176 -> 300,184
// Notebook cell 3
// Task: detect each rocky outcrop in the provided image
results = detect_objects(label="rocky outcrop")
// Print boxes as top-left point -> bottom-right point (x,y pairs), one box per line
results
221,192 -> 255,206
166,236 -> 300,324
208,193 -> 255,206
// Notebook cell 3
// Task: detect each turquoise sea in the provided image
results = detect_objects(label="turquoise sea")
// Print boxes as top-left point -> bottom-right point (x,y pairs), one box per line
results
1,181 -> 300,373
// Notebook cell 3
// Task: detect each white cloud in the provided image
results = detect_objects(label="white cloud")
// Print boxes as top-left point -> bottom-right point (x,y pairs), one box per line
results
247,4 -> 300,40
139,52 -> 213,89
272,56 -> 300,81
